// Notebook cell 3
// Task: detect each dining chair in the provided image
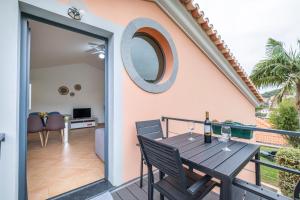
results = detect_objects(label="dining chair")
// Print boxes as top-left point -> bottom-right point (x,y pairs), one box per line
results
27,115 -> 45,147
44,114 -> 65,147
48,111 -> 60,115
29,112 -> 40,116
136,119 -> 166,188
137,135 -> 217,200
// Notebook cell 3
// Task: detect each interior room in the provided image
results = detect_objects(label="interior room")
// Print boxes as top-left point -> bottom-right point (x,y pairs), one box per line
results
27,20 -> 106,200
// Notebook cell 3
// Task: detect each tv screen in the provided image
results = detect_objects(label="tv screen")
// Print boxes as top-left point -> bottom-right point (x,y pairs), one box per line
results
73,108 -> 91,119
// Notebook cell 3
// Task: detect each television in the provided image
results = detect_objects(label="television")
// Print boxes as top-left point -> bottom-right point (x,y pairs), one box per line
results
73,108 -> 91,119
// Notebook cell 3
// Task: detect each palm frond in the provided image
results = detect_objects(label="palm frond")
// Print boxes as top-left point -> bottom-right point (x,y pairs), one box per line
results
274,77 -> 294,103
250,38 -> 300,89
265,38 -> 291,63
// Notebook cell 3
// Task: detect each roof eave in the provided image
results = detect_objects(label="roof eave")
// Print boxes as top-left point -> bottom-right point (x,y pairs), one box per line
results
154,0 -> 261,107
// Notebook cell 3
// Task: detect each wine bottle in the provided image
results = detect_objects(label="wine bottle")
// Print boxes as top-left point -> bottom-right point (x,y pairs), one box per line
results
204,111 -> 212,143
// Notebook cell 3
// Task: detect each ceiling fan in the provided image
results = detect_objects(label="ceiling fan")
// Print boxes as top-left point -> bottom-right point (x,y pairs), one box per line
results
85,42 -> 105,59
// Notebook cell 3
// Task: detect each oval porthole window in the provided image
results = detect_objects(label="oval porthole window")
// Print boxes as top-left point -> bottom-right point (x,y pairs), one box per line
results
131,33 -> 165,83
121,18 -> 178,93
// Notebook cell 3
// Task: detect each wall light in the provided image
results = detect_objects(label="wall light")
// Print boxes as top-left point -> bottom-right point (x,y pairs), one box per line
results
68,7 -> 83,20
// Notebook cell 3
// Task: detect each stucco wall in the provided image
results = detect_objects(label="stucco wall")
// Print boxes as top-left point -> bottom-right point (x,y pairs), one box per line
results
84,0 -> 256,182
0,0 -> 19,199
30,63 -> 105,123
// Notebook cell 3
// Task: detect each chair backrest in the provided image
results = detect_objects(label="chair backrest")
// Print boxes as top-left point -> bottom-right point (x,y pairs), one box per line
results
29,112 -> 40,116
45,114 -> 65,131
136,119 -> 164,139
27,115 -> 44,133
137,135 -> 188,189
48,111 -> 60,115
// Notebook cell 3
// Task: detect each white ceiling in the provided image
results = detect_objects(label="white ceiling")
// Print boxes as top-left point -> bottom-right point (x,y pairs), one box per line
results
29,20 -> 105,69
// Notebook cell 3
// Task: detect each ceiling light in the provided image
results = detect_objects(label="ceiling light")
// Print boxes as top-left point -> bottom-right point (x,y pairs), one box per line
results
86,42 -> 105,59
98,51 -> 105,59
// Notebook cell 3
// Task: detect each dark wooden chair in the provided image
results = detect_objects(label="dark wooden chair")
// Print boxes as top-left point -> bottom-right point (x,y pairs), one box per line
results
27,115 -> 44,147
137,135 -> 217,200
233,178 -> 300,200
44,114 -> 65,147
136,119 -> 166,188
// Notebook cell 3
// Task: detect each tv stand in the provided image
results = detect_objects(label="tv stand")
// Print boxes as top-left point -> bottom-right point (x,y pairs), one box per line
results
70,118 -> 96,129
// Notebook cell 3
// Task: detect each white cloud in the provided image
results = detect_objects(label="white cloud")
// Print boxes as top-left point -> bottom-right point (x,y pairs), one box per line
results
195,0 -> 300,76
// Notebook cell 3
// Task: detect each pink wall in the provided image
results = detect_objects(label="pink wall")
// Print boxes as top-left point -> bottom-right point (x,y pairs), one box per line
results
84,0 -> 256,182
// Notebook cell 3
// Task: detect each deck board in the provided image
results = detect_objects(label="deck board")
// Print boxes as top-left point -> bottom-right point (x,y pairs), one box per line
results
110,173 -> 271,200
110,173 -> 220,200
116,187 -> 138,200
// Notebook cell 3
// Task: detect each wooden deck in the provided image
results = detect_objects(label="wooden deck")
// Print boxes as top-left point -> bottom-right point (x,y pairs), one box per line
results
110,173 -> 219,200
108,173 -> 275,200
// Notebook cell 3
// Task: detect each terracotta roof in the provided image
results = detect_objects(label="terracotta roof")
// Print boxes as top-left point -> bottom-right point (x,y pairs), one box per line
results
179,0 -> 263,102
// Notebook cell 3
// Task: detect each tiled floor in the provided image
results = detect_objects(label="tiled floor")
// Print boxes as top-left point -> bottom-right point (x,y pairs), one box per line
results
27,128 -> 105,200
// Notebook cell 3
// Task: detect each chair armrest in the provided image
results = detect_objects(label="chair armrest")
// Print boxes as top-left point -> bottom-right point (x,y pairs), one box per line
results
187,175 -> 211,195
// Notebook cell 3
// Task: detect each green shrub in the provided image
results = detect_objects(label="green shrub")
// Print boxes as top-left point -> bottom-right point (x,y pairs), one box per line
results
276,147 -> 300,197
269,99 -> 300,148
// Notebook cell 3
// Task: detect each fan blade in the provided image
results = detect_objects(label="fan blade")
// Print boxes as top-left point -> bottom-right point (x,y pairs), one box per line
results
85,49 -> 100,54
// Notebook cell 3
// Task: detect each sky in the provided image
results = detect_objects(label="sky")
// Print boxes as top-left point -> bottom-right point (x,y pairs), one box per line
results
195,0 -> 300,78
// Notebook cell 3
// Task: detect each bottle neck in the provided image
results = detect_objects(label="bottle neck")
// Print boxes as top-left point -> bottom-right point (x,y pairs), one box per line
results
205,112 -> 209,120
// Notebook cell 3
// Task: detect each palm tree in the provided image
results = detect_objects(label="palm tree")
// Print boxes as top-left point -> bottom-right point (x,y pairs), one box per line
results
251,38 -> 300,148
250,38 -> 300,119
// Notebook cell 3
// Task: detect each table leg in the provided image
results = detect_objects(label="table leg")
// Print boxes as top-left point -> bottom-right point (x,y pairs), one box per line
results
255,152 -> 261,186
220,178 -> 232,200
148,167 -> 154,200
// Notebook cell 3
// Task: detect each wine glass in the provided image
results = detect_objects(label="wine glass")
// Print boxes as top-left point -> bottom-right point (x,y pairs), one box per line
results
221,125 -> 231,151
188,122 -> 195,141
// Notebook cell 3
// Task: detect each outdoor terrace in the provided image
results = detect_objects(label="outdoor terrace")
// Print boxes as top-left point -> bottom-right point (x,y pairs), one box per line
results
108,117 -> 300,200
110,172 -> 287,200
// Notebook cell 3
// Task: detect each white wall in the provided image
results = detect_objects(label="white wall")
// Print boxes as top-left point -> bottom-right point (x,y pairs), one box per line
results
0,0 -> 19,199
30,63 -> 105,123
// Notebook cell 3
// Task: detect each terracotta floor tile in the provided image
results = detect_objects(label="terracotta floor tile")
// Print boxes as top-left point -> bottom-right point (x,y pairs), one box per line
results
27,129 -> 105,199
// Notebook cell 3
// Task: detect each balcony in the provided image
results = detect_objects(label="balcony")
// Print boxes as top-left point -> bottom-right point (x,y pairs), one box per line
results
107,117 -> 300,200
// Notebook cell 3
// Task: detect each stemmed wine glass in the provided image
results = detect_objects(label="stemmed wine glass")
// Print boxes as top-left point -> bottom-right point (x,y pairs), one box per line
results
221,125 -> 231,151
188,122 -> 195,141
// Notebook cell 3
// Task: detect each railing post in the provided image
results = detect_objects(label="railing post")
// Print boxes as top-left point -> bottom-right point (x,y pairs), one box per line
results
166,118 -> 169,138
0,133 -> 5,158
255,151 -> 261,186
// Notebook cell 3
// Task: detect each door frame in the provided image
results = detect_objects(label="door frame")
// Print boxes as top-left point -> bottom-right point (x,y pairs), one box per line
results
19,10 -> 112,200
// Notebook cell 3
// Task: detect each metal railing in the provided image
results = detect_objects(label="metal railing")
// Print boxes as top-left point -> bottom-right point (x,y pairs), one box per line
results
0,133 -> 5,143
161,116 -> 300,137
0,133 -> 5,157
161,116 -> 300,198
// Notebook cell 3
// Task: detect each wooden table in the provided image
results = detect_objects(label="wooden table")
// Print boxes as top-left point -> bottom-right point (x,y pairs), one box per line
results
159,133 -> 260,200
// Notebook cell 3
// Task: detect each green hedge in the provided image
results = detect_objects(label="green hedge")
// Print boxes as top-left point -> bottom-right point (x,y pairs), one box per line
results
276,147 -> 300,197
269,99 -> 300,148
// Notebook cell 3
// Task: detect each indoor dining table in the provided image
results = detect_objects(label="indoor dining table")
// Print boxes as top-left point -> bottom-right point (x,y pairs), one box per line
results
158,132 -> 260,200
